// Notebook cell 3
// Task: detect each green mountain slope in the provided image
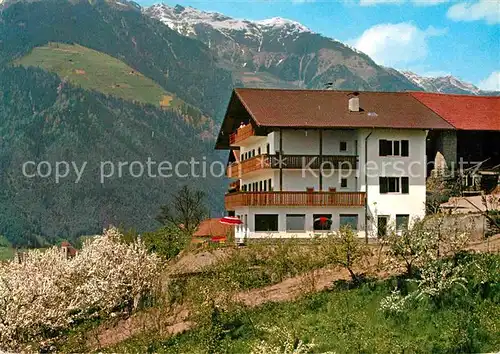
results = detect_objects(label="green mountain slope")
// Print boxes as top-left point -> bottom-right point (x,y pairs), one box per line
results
14,42 -> 217,132
0,0 -> 236,246
0,0 -> 232,118
14,42 -> 174,107
0,66 -> 227,247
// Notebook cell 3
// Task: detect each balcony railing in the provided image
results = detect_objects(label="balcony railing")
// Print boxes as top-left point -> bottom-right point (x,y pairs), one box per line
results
227,154 -> 270,177
225,191 -> 366,210
226,154 -> 358,178
229,124 -> 255,145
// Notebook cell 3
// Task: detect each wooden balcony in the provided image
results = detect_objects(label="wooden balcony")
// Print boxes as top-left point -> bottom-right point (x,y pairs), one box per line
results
226,154 -> 358,178
227,155 -> 269,177
229,124 -> 255,145
225,191 -> 366,210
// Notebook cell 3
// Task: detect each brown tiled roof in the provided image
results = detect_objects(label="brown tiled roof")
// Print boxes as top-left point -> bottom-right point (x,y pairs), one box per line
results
410,92 -> 500,131
233,88 -> 454,130
193,218 -> 233,238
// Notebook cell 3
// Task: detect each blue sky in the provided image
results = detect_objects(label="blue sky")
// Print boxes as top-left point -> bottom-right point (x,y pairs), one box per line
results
138,0 -> 500,90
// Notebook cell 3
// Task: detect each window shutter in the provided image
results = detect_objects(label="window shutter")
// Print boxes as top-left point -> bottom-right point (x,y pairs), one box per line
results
379,140 -> 386,156
402,177 -> 409,194
379,177 -> 387,194
394,141 -> 400,156
401,140 -> 409,157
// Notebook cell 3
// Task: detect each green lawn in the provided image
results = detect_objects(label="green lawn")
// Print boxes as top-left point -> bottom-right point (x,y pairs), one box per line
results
109,253 -> 500,354
14,43 -> 173,107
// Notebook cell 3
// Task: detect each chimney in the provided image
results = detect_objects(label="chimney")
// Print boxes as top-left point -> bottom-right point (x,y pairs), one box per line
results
348,92 -> 360,112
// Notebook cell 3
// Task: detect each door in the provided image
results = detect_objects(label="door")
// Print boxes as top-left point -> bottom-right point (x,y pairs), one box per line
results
377,216 -> 389,238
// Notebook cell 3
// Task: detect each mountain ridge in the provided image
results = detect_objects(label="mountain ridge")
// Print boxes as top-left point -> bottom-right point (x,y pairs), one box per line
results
401,71 -> 483,95
145,3 -> 422,92
145,3 -> 495,96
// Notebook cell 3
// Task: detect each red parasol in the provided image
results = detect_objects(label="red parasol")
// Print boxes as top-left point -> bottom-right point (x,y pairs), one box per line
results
314,216 -> 330,224
220,216 -> 243,225
314,216 -> 331,226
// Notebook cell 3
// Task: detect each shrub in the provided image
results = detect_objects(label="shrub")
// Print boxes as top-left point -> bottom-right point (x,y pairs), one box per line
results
379,289 -> 409,315
326,226 -> 368,283
382,218 -> 439,277
142,225 -> 189,260
411,260 -> 468,303
0,227 -> 160,350
249,325 -> 329,354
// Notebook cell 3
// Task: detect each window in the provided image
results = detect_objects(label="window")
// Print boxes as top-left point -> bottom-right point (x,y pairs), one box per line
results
379,140 -> 392,156
378,216 -> 388,237
379,177 -> 400,193
313,214 -> 332,231
242,184 -> 247,192
286,214 -> 306,231
393,140 -> 400,156
379,177 -> 410,194
340,214 -> 358,230
259,181 -> 263,191
255,214 -> 278,232
340,141 -> 347,152
396,214 -> 410,231
340,178 -> 348,188
402,177 -> 409,194
379,139 -> 409,157
401,140 -> 409,156
258,147 -> 261,155
263,180 -> 267,191
268,178 -> 273,191
266,143 -> 270,155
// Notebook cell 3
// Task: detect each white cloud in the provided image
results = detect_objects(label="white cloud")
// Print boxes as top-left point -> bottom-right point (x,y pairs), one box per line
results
412,0 -> 449,6
447,0 -> 500,25
350,23 -> 446,67
478,71 -> 500,91
359,0 -> 404,5
359,0 -> 448,5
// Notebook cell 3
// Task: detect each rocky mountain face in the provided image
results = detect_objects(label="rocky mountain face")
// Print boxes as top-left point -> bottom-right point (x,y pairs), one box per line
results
401,71 -> 482,95
145,4 -> 421,91
146,4 -> 495,96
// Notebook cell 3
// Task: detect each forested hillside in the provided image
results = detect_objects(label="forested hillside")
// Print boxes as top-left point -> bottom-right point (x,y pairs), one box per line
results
0,0 -> 236,246
0,66 -> 227,247
0,0 -> 232,118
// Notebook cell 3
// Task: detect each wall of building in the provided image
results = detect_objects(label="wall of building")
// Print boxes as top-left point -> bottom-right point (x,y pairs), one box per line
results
234,206 -> 366,241
233,127 -> 428,239
278,170 -> 357,192
357,128 -> 427,236
269,129 -> 358,155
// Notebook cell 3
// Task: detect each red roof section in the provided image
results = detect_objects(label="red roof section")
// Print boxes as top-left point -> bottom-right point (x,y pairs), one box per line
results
234,88 -> 454,130
193,218 -> 233,238
410,92 -> 500,131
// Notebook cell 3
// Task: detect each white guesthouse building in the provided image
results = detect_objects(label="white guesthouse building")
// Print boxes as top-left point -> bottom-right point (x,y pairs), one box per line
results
215,89 -> 454,241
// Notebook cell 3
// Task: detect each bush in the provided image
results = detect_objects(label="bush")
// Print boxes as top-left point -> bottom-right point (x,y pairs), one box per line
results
0,227 -> 160,351
142,225 -> 189,260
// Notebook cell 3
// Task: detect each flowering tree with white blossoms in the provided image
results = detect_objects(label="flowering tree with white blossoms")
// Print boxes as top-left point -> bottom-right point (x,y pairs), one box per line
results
0,227 -> 160,350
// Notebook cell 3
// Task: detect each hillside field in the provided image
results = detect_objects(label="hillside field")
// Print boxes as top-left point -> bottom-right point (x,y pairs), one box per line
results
14,43 -> 175,107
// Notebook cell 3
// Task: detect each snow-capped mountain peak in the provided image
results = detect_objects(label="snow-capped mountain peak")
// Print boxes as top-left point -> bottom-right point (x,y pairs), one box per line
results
145,4 -> 255,34
255,17 -> 310,33
145,4 -> 312,37
402,71 -> 481,95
